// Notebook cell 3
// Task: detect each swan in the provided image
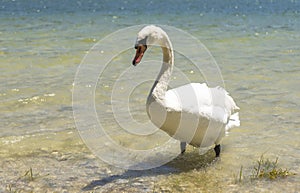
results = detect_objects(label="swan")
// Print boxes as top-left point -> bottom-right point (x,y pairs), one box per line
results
132,25 -> 240,157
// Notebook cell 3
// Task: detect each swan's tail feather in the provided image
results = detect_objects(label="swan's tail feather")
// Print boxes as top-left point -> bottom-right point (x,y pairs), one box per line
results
225,112 -> 240,135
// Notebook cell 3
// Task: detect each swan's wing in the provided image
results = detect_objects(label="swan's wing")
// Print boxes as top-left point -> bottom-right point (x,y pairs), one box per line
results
165,83 -> 239,124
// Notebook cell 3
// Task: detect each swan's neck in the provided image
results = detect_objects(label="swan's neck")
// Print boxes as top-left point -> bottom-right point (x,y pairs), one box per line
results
148,36 -> 174,105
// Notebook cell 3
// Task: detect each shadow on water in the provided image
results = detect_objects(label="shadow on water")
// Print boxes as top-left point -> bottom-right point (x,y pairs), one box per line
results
82,148 -> 216,191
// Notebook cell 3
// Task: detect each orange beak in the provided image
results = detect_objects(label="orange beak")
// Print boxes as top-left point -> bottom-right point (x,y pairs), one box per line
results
132,44 -> 147,66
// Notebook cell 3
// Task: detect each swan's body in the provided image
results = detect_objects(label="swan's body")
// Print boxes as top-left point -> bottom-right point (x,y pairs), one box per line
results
132,25 -> 240,156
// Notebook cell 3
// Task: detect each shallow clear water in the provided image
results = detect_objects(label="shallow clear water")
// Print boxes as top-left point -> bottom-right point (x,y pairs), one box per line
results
1,0 -> 300,192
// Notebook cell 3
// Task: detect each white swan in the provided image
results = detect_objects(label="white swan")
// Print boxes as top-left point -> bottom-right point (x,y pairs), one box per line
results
132,25 -> 240,157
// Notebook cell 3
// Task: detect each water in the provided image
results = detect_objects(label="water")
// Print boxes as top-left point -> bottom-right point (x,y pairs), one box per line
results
1,0 -> 300,192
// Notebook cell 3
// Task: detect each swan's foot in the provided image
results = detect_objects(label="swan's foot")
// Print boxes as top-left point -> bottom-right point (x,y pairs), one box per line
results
180,141 -> 187,154
214,144 -> 221,157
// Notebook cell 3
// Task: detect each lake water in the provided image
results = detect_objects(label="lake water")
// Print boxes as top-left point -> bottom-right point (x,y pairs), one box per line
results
1,0 -> 300,192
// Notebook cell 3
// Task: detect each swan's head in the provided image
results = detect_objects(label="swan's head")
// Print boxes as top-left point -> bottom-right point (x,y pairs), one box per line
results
132,25 -> 166,66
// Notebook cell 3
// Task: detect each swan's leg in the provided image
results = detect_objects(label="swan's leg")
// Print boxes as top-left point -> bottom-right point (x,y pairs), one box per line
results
214,144 -> 221,157
180,141 -> 187,154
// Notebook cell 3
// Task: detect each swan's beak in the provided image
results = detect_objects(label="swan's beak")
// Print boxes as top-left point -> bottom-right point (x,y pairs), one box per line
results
132,44 -> 147,66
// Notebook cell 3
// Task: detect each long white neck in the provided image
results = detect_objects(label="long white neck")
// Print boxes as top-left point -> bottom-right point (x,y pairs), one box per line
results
147,33 -> 174,106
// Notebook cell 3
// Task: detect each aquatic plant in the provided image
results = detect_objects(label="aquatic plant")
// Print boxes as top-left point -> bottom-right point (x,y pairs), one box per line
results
233,155 -> 296,184
6,167 -> 34,193
233,165 -> 244,184
6,167 -> 51,192
250,155 -> 296,180
23,167 -> 34,181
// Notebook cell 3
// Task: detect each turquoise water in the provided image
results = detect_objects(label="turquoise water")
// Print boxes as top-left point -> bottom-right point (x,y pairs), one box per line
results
1,0 -> 300,192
